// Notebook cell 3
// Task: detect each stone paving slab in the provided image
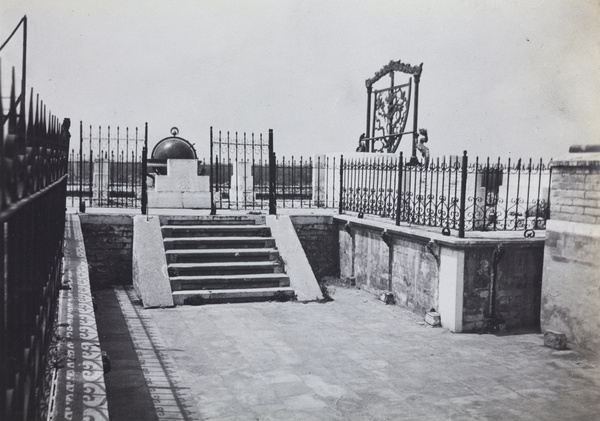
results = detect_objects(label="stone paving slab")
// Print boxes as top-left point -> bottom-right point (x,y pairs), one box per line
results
126,286 -> 599,421
113,286 -> 201,421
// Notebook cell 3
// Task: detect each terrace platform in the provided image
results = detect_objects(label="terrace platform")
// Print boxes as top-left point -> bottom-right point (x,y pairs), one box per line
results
88,284 -> 600,421
56,211 -> 600,421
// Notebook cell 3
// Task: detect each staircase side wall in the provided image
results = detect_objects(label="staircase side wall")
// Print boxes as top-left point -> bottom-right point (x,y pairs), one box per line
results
132,215 -> 174,308
266,215 -> 324,301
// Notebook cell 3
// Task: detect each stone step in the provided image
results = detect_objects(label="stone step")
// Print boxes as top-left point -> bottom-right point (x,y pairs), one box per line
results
158,218 -> 296,305
161,225 -> 271,238
171,287 -> 296,305
163,236 -> 276,250
168,261 -> 283,277
165,248 -> 279,263
160,216 -> 262,226
170,273 -> 291,291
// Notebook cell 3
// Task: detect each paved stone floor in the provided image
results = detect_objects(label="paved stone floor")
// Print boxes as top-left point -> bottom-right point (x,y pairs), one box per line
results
114,285 -> 600,421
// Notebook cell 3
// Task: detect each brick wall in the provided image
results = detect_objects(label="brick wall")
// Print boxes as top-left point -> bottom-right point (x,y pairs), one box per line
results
542,151 -> 600,352
550,167 -> 600,224
79,214 -> 134,290
289,215 -> 339,281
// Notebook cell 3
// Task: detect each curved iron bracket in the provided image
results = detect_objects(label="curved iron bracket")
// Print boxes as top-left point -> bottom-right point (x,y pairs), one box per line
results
344,221 -> 354,237
492,243 -> 506,266
426,239 -> 440,263
381,229 -> 393,248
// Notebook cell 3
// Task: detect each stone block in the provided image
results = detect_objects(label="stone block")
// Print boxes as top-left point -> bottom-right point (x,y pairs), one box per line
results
562,205 -> 585,215
181,192 -> 212,208
570,214 -> 596,224
584,207 -> 600,216
379,292 -> 395,305
425,311 -> 441,327
166,159 -> 198,177
544,330 -> 567,350
585,190 -> 600,202
554,196 -> 573,206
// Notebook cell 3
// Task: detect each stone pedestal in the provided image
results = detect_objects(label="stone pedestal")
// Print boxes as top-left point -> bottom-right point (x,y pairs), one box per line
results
230,159 -> 255,204
541,146 -> 600,353
312,154 -> 327,207
148,159 -> 211,208
92,159 -> 109,203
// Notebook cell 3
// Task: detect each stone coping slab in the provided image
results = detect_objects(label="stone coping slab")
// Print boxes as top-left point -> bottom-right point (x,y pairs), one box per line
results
49,214 -> 109,421
334,214 -> 546,247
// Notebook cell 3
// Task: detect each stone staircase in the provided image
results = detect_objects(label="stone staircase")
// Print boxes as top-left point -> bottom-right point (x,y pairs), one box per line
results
160,216 -> 296,305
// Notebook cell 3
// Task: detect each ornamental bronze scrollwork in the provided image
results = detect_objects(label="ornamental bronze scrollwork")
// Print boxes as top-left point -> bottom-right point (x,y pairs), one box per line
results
362,59 -> 424,157
365,59 -> 423,88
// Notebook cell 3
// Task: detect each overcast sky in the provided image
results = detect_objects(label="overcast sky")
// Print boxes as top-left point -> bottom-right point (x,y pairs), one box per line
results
1,0 -> 599,160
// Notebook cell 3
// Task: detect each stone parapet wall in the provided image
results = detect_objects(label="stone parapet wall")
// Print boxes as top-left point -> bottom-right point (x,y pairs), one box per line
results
389,234 -> 439,315
462,244 -> 543,331
335,215 -> 544,332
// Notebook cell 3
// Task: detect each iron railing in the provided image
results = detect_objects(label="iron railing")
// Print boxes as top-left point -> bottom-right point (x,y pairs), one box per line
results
67,122 -> 147,210
0,68 -> 70,419
210,128 -> 339,211
271,155 -> 339,209
340,152 -> 551,237
464,156 -> 552,234
211,129 -> 273,211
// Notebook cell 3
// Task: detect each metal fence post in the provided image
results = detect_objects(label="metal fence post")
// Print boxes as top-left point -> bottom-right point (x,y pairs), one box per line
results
209,126 -> 216,215
338,155 -> 344,214
79,120 -> 85,212
141,122 -> 148,215
268,129 -> 276,215
458,150 -> 468,238
395,152 -> 404,225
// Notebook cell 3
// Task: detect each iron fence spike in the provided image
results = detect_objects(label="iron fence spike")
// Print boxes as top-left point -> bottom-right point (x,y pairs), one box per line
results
8,66 -> 17,131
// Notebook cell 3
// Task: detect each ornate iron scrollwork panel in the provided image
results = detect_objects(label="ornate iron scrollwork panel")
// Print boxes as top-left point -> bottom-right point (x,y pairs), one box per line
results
371,83 -> 411,153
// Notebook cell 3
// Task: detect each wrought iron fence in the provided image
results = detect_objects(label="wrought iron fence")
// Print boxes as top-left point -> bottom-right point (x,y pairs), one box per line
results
397,154 -> 463,231
271,155 -> 339,209
340,152 -> 551,237
210,128 -> 340,211
211,130 -> 273,211
1,70 -> 70,419
465,156 -> 552,233
67,122 -> 147,210
341,154 -> 401,219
